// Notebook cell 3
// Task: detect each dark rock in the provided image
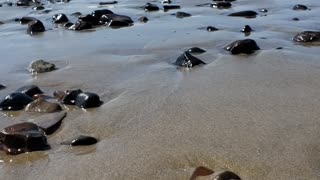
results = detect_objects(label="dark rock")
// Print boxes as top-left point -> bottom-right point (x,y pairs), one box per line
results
293,4 -> 309,10
187,47 -> 206,54
55,89 -> 83,105
163,5 -> 180,11
0,21 -> 4,25
225,39 -> 260,55
0,84 -> 5,90
190,166 -> 214,180
162,0 -> 171,4
260,8 -> 268,13
78,14 -> 100,25
212,170 -> 241,180
27,20 -> 45,34
175,51 -> 206,68
91,9 -> 114,19
211,2 -> 232,9
144,3 -> 159,11
61,135 -> 98,146
41,10 -> 52,14
108,20 -> 131,28
30,112 -> 66,135
292,17 -> 300,21
15,85 -> 43,97
0,122 -> 49,155
241,25 -> 252,33
176,12 -> 191,18
71,12 -> 82,16
99,1 -> 117,5
138,16 -> 148,23
32,5 -> 44,10
207,26 -> 219,32
52,13 -> 69,24
18,16 -> 38,24
16,0 -> 32,6
213,0 -> 235,1
100,14 -> 133,24
293,31 -> 320,42
28,59 -> 56,73
69,20 -> 93,30
0,93 -> 34,110
228,10 -> 257,18
63,22 -> 73,28
75,92 -> 103,108
25,98 -> 62,113
276,47 -> 283,50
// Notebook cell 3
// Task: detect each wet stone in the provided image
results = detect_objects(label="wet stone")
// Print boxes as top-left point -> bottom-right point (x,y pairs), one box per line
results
61,135 -> 98,146
0,84 -> 5,90
25,98 -> 62,113
144,3 -> 159,11
211,2 -> 232,9
78,14 -> 100,26
98,1 -> 117,5
75,92 -> 103,108
16,0 -> 32,6
190,166 -> 214,180
175,12 -> 191,18
175,51 -> 206,68
207,26 -> 219,32
41,10 -> 51,14
187,47 -> 206,54
260,8 -> 268,13
15,85 -> 43,97
29,59 -> 56,73
225,39 -> 260,55
293,31 -> 320,43
32,5 -> 44,10
163,5 -> 180,11
71,12 -> 82,16
0,122 -> 49,155
56,89 -> 83,105
18,17 -> 38,24
52,13 -> 69,24
0,93 -> 34,110
293,4 -> 309,10
228,10 -> 258,18
91,9 -> 114,19
292,17 -> 300,21
63,22 -> 73,28
241,25 -> 252,33
138,16 -> 148,23
69,20 -> 93,30
30,112 -> 66,135
162,0 -> 171,4
27,20 -> 45,34
212,170 -> 241,180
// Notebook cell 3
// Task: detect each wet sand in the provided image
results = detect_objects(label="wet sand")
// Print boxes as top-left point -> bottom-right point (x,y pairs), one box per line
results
1,0 -> 320,179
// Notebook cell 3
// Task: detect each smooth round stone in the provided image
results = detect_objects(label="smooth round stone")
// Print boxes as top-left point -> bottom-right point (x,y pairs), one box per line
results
91,9 -> 114,19
16,0 -> 32,6
32,5 -> 44,10
52,13 -> 69,24
260,8 -> 268,12
292,17 -> 300,21
293,4 -> 309,10
207,26 -> 219,32
25,98 -> 62,113
228,10 -> 258,18
98,1 -> 117,5
212,170 -> 241,180
175,51 -> 206,68
71,12 -> 82,16
163,5 -> 180,11
27,20 -> 45,34
100,14 -> 134,24
61,135 -> 98,146
241,25 -> 252,33
69,20 -> 93,30
190,166 -> 214,180
0,93 -> 34,110
144,3 -> 159,11
187,47 -> 206,54
293,31 -> 320,42
211,2 -> 232,9
138,16 -> 148,23
78,14 -> 100,25
108,20 -> 131,28
225,39 -> 260,55
176,12 -> 191,18
16,85 -> 43,97
0,122 -> 49,155
28,59 -> 56,73
0,84 -> 5,90
18,16 -> 38,24
56,89 -> 83,105
75,92 -> 103,108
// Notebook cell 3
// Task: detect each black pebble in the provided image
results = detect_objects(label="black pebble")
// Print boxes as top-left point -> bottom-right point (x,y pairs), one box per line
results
62,135 -> 98,146
176,12 -> 191,18
138,16 -> 148,23
207,26 -> 218,32
144,3 -> 159,11
0,93 -> 34,110
292,17 -> 299,21
175,51 -> 206,68
0,84 -> 5,90
260,8 -> 268,13
187,47 -> 206,54
60,89 -> 83,105
241,25 -> 252,33
52,13 -> 69,24
15,85 -> 43,97
75,92 -> 103,108
229,10 -> 258,18
99,1 -> 117,5
293,4 -> 309,10
32,5 -> 44,10
27,20 -> 45,34
225,39 -> 260,55
211,2 -> 232,9
163,5 -> 180,11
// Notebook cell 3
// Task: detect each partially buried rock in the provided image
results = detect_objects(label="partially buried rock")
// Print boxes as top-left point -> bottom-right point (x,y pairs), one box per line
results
292,17 -> 300,21
52,13 -> 69,24
25,98 -> 62,113
293,31 -> 320,42
175,51 -> 206,68
207,26 -> 219,32
293,4 -> 309,10
225,39 -> 260,55
32,5 -> 44,10
100,14 -> 133,24
190,166 -> 214,180
175,12 -> 191,18
28,59 -> 56,73
108,20 -> 131,28
241,25 -> 252,33
75,92 -> 103,108
0,122 -> 49,155
138,16 -> 148,23
55,89 -> 83,105
0,93 -> 33,110
228,10 -> 257,18
0,84 -> 5,90
30,112 -> 66,135
27,20 -> 45,34
99,1 -> 117,5
18,16 -> 38,24
187,47 -> 206,54
212,170 -> 241,180
144,3 -> 159,11
163,5 -> 180,11
15,85 -> 43,97
61,135 -> 98,146
211,2 -> 232,9
63,22 -> 73,28
16,0 -> 33,6
91,9 -> 114,19
69,20 -> 93,30
78,14 -> 100,26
